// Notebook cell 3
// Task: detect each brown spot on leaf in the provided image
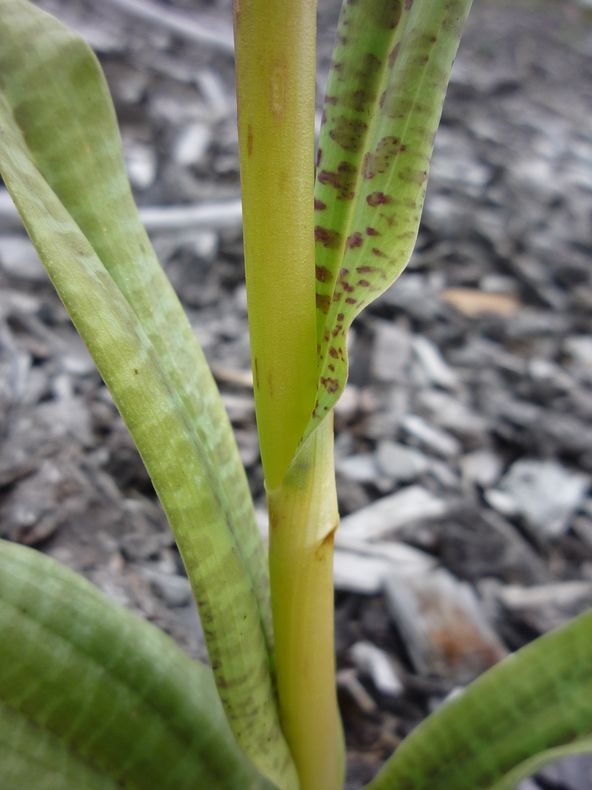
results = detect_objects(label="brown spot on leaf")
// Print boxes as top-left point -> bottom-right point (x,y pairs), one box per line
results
320,376 -> 339,393
442,13 -> 464,35
399,167 -> 428,185
314,198 -> 327,211
337,313 -> 344,322
368,0 -> 402,28
383,92 -> 429,120
329,347 -> 339,359
357,279 -> 370,287
316,294 -> 331,314
315,227 -> 341,249
371,247 -> 388,258
366,227 -> 379,236
363,136 -> 403,179
410,125 -> 436,144
388,42 -> 401,68
367,191 -> 391,206
316,147 -> 322,169
332,61 -> 344,79
358,53 -> 382,80
380,211 -> 398,227
329,116 -> 368,153
348,88 -> 371,113
315,265 -> 331,282
325,95 -> 338,106
344,53 -> 382,112
318,162 -> 357,200
410,53 -> 430,67
346,232 -> 363,249
345,297 -> 357,305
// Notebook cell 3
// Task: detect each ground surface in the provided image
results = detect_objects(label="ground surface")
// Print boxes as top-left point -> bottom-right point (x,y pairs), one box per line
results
1,0 -> 592,787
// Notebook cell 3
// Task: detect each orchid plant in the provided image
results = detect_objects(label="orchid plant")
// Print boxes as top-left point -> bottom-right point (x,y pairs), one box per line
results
0,0 -> 591,788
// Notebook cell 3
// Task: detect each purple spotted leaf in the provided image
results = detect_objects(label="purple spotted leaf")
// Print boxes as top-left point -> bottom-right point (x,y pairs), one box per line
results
308,0 -> 472,435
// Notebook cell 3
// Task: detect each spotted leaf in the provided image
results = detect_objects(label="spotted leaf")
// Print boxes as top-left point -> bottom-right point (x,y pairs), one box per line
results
309,0 -> 472,433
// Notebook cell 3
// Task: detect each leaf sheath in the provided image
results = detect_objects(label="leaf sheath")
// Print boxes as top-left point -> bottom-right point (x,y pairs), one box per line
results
234,0 -> 318,491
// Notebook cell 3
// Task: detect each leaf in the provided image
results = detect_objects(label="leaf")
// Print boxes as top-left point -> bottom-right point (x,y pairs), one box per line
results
308,0 -> 472,434
0,539 -> 273,790
234,0 -> 318,490
489,737 -> 592,790
365,611 -> 592,789
0,2 -> 295,784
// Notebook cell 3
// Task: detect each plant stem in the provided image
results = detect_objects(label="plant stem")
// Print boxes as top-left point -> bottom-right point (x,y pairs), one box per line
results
233,0 -> 318,491
268,413 -> 345,790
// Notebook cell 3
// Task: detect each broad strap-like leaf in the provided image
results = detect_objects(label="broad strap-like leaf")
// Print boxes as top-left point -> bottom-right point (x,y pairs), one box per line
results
308,0 -> 472,434
0,539 -> 273,790
0,0 -> 271,648
0,2 -> 295,784
365,611 -> 592,789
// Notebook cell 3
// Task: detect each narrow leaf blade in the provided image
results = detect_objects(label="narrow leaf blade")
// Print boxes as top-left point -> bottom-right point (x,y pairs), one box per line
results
310,0 -> 472,432
0,0 -> 271,651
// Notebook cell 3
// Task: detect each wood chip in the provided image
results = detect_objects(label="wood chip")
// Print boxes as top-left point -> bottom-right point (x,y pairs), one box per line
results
385,569 -> 507,684
497,581 -> 592,633
102,0 -> 235,53
350,642 -> 404,697
339,486 -> 448,542
440,288 -> 521,317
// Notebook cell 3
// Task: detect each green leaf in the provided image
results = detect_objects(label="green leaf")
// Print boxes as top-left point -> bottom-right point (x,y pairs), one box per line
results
0,2 -> 295,784
0,539 -> 273,790
365,611 -> 592,789
489,737 -> 592,790
308,0 -> 472,433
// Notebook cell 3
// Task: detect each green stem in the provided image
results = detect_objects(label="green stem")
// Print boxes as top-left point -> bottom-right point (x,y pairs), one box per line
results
268,413 -> 345,790
234,0 -> 319,491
